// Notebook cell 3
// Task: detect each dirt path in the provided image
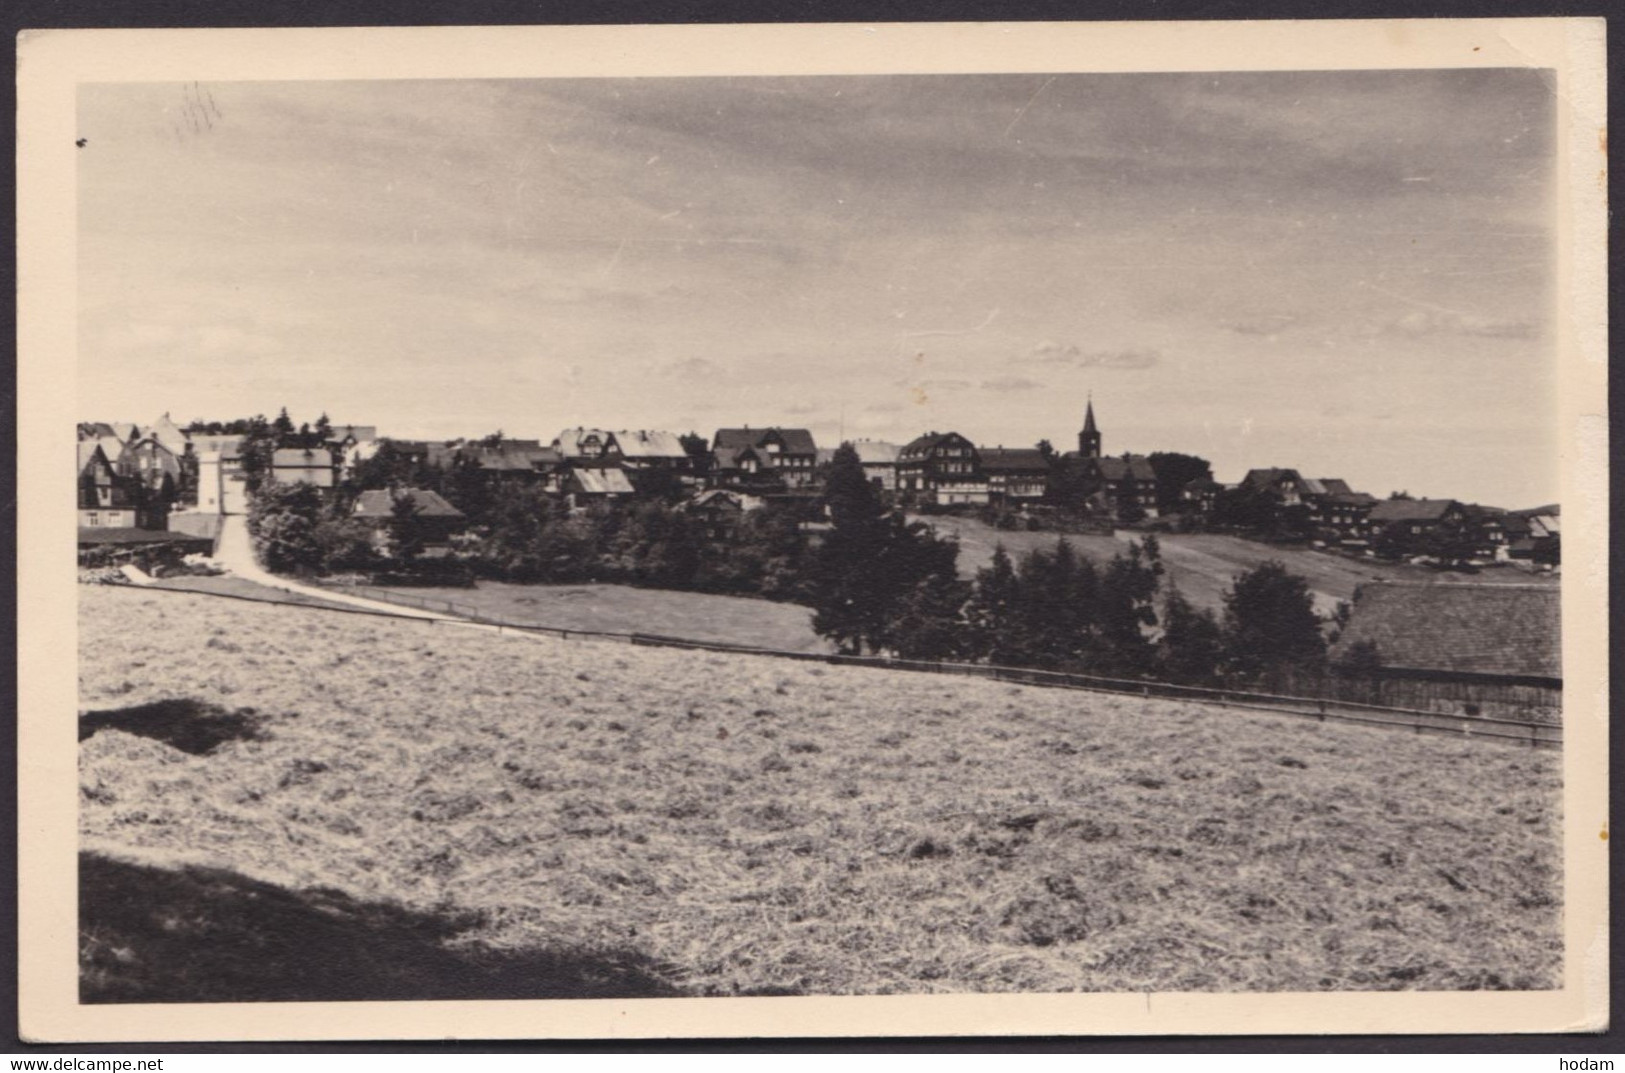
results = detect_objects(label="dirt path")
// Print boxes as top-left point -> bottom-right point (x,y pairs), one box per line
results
213,514 -> 447,621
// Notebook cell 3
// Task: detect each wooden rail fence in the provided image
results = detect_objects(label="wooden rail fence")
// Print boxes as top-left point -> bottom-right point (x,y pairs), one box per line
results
129,580 -> 1563,750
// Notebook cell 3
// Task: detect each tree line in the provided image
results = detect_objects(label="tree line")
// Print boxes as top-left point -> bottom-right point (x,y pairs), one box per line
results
240,418 -> 1354,689
809,443 -> 1340,687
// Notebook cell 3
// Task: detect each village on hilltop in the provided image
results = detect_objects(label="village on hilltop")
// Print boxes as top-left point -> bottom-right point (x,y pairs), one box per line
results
77,400 -> 1561,570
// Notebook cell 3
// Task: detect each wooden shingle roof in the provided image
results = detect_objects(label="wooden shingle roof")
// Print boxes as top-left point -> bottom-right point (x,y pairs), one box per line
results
713,427 -> 818,455
1368,498 -> 1460,524
1328,582 -> 1560,681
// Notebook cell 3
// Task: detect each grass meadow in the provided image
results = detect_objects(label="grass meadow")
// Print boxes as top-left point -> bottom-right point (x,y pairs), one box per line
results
333,579 -> 830,653
79,586 -> 1562,1000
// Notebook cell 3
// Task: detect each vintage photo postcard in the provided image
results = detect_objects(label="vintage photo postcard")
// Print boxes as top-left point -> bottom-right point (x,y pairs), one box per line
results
17,19 -> 1608,1042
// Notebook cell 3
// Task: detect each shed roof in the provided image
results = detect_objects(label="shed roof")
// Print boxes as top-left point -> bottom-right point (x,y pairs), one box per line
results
1328,582 -> 1560,681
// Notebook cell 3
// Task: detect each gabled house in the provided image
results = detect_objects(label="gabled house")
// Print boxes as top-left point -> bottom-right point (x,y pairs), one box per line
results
553,428 -> 622,461
683,487 -> 762,541
1368,497 -> 1467,554
1071,454 -> 1159,518
1180,476 -> 1225,515
849,440 -> 902,492
613,429 -> 691,468
1504,505 -> 1560,565
144,412 -> 192,458
270,446 -> 339,489
352,488 -> 466,554
711,427 -> 819,489
1239,467 -> 1309,506
978,447 -> 1051,502
1317,491 -> 1380,545
711,443 -> 788,495
564,464 -> 636,505
77,442 -> 147,529
1461,504 -> 1512,561
456,441 -> 566,493
897,431 -> 988,505
115,435 -> 186,527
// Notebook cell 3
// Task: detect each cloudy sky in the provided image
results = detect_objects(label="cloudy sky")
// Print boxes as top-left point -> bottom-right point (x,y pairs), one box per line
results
79,70 -> 1556,507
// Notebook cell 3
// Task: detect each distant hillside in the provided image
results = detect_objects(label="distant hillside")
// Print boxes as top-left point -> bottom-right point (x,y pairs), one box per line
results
919,516 -> 1557,617
79,587 -> 1560,999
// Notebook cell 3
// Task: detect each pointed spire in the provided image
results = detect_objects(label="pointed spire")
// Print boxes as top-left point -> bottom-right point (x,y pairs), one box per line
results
1082,396 -> 1098,434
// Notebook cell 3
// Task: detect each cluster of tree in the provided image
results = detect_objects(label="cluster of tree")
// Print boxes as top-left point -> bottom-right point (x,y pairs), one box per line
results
245,481 -> 377,576
464,486 -> 811,600
808,446 -> 1337,686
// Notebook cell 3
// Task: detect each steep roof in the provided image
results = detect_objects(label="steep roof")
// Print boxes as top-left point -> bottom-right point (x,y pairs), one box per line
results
899,431 -> 975,459
1092,454 -> 1157,481
713,427 -> 818,455
712,443 -> 773,470
613,429 -> 689,459
352,488 -> 465,519
78,422 -> 119,441
1316,478 -> 1353,496
688,488 -> 746,510
1082,400 -> 1098,435
979,447 -> 1050,474
146,412 -> 191,454
1328,582 -> 1560,681
1241,467 -> 1301,491
327,424 -> 377,443
571,466 -> 635,495
1368,498 -> 1460,524
78,441 -> 113,474
552,428 -> 620,457
469,446 -> 561,472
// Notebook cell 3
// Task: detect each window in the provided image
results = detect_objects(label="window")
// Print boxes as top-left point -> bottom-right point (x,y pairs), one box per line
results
87,512 -> 99,526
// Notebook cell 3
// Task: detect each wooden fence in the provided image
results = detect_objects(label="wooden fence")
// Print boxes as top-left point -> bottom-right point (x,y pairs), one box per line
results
134,580 -> 1563,750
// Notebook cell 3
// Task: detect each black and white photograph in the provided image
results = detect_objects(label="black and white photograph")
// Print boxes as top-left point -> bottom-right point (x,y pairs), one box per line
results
19,20 -> 1608,1041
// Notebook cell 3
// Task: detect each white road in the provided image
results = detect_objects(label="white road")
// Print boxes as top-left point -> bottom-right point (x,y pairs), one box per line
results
213,514 -> 448,621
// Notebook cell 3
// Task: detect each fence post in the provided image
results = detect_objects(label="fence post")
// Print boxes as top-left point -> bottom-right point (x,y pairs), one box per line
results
1317,700 -> 1326,723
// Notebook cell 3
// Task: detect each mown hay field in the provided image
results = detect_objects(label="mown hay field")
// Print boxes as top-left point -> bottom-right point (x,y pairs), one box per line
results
331,580 -> 830,653
79,586 -> 1561,1000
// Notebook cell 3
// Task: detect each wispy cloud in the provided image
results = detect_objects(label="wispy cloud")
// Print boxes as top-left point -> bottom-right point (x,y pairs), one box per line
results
1023,342 -> 1161,370
1374,309 -> 1539,340
981,375 -> 1041,392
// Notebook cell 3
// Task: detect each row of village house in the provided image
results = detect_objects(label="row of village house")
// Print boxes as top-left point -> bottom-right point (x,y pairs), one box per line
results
76,404 -> 1559,565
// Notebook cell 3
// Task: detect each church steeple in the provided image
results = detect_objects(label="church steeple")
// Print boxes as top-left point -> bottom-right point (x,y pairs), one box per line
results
1079,396 -> 1101,459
